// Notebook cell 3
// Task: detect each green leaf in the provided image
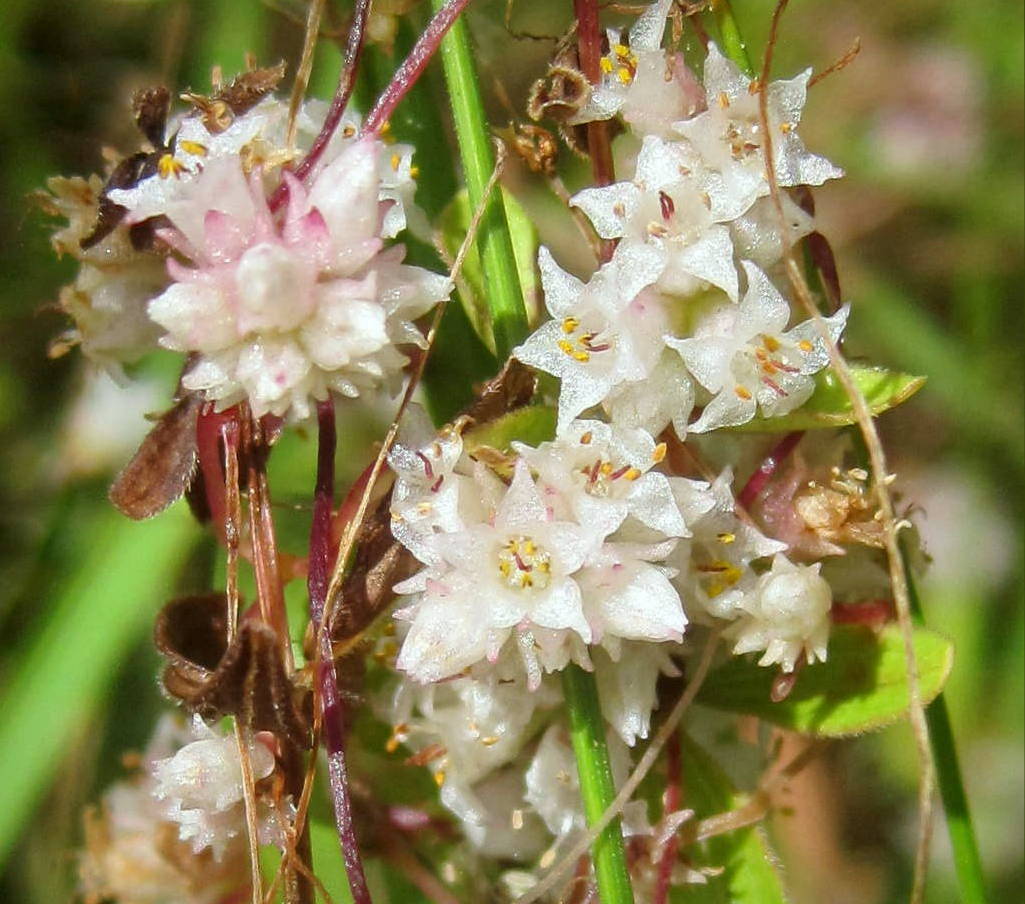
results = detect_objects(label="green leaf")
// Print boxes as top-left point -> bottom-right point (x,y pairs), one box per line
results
0,502 -> 197,867
697,624 -> 954,737
674,734 -> 787,904
462,405 -> 556,453
728,365 -> 925,432
439,186 -> 539,355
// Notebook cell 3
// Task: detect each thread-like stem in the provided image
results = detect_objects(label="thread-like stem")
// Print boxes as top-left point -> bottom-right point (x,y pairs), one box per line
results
737,431 -> 803,509
363,0 -> 477,136
307,400 -> 371,904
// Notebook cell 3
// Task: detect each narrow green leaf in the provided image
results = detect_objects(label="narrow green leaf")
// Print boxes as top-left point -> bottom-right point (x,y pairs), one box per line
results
462,405 -> 556,453
0,503 -> 196,866
697,624 -> 954,737
728,365 -> 925,432
674,734 -> 786,904
439,187 -> 539,353
431,0 -> 530,360
710,0 -> 755,76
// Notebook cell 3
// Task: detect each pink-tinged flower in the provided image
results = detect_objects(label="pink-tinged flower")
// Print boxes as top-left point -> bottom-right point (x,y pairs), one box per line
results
512,245 -> 666,433
572,134 -> 740,300
667,261 -> 848,432
674,43 -> 843,221
148,139 -> 449,420
571,0 -> 705,138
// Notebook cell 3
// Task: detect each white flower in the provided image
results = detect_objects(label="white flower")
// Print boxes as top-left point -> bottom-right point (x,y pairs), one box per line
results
514,419 -> 688,538
667,261 -> 848,432
729,553 -> 832,671
388,405 -> 467,566
42,175 -> 166,376
148,139 -> 449,419
571,0 -> 705,137
394,456 -> 688,687
674,43 -> 843,220
524,724 -> 649,840
395,459 -> 603,684
671,468 -> 785,621
80,716 -> 248,904
593,642 -> 680,746
150,717 -> 278,859
605,349 -> 695,440
512,245 -> 665,432
728,194 -> 816,270
572,134 -> 739,299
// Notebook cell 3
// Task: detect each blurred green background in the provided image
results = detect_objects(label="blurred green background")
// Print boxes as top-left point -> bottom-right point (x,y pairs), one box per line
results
0,1 -> 1020,902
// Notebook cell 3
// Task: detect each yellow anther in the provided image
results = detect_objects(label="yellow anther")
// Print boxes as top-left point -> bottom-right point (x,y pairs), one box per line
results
779,121 -> 794,134
717,531 -> 736,544
409,165 -> 420,179
480,736 -> 500,747
391,152 -> 401,171
580,431 -> 593,445
617,67 -> 633,85
798,339 -> 813,352
342,124 -> 356,138
380,120 -> 391,134
600,57 -> 614,74
433,770 -> 446,787
623,467 -> 642,481
562,316 -> 580,334
652,442 -> 667,464
717,91 -> 731,109
762,334 -> 781,352
157,153 -> 186,179
178,140 -> 208,157
734,385 -> 753,400
614,43 -> 631,57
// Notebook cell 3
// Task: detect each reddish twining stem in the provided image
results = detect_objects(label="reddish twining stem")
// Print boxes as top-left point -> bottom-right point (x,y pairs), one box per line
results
196,404 -> 235,542
653,731 -> 683,904
243,413 -> 292,667
573,0 -> 615,259
737,430 -> 804,510
308,401 -> 371,904
270,0 -> 373,212
363,0 -> 477,135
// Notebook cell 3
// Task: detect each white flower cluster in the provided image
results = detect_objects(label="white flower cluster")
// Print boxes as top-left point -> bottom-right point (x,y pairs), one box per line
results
47,90 -> 447,420
79,716 -> 278,904
384,1 -> 842,867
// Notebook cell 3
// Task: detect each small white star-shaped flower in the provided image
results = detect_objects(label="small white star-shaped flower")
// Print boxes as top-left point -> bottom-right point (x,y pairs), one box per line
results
667,261 -> 848,433
512,245 -> 665,432
572,134 -> 740,300
674,43 -> 843,220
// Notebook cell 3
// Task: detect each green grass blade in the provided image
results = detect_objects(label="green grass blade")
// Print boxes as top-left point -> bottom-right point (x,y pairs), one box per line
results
430,0 -> 529,359
901,542 -> 988,904
562,664 -> 635,904
710,0 -> 754,76
0,503 -> 196,867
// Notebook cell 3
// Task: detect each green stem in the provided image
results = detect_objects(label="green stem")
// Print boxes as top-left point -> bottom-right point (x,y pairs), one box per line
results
429,0 -> 529,359
710,0 -> 754,76
900,542 -> 988,904
562,664 -> 636,904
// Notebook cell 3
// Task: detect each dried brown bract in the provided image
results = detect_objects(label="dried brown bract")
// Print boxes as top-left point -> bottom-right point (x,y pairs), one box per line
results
183,61 -> 287,133
511,122 -> 560,177
109,394 -> 202,520
155,594 -> 312,749
462,358 -> 537,426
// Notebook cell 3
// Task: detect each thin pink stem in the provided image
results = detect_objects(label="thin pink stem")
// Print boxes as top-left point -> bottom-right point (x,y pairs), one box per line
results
737,431 -> 803,510
363,0 -> 477,135
308,400 -> 371,904
269,0 -> 373,212
196,404 -> 235,543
